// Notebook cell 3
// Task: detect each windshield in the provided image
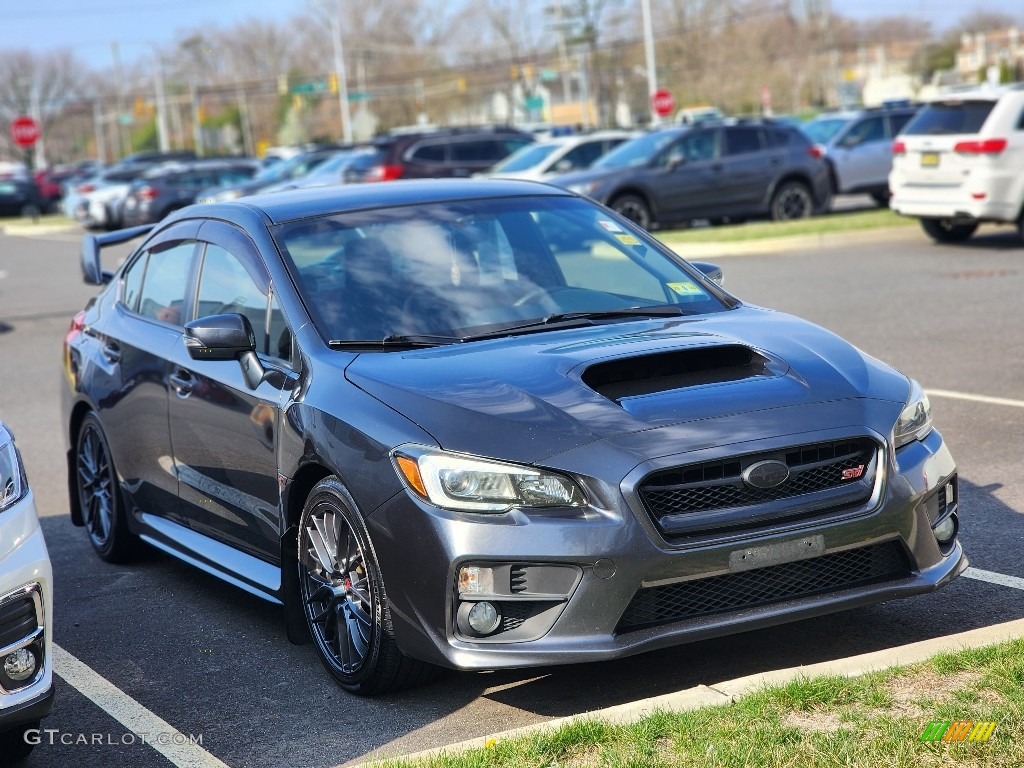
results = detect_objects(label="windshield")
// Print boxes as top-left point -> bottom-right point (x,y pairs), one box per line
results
273,196 -> 728,344
302,151 -> 355,180
902,101 -> 996,135
491,143 -> 560,173
801,118 -> 850,144
592,129 -> 684,170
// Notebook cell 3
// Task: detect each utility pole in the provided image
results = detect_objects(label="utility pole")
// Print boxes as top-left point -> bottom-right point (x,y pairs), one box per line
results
577,52 -> 591,128
190,78 -> 204,157
554,0 -> 572,104
640,0 -> 659,126
111,42 -> 131,157
30,81 -> 46,169
328,0 -> 354,144
93,99 -> 107,163
152,51 -> 170,151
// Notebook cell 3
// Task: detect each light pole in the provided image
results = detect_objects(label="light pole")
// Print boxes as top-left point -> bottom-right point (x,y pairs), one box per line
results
328,1 -> 354,144
640,0 -> 660,126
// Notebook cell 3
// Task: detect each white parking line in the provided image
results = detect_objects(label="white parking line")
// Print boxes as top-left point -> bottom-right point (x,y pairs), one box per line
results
963,567 -> 1024,592
53,644 -> 230,768
926,389 -> 1024,409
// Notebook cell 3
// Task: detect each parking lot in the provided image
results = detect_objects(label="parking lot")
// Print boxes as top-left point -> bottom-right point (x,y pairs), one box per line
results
1,223 -> 1023,768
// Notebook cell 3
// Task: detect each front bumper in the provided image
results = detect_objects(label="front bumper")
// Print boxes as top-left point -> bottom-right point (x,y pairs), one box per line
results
0,491 -> 55,727
368,428 -> 964,670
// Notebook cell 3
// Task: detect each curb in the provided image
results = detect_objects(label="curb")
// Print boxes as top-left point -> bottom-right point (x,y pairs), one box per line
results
344,615 -> 1024,767
0,222 -> 82,238
658,225 -> 920,258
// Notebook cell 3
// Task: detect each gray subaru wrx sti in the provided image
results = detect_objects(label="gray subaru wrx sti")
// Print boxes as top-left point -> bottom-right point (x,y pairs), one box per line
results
62,179 -> 964,695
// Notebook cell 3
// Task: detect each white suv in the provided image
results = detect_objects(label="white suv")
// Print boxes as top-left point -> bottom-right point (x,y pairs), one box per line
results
0,423 -> 53,762
889,83 -> 1024,242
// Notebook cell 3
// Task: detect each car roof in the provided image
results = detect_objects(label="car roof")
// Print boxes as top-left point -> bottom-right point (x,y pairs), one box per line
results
187,178 -> 575,225
922,82 -> 1024,103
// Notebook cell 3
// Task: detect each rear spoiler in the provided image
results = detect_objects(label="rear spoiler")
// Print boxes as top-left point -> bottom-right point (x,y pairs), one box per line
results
81,225 -> 155,285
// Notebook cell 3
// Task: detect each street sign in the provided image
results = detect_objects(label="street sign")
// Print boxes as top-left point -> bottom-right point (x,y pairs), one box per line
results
651,89 -> 675,118
525,95 -> 545,111
9,116 -> 40,148
348,92 -> 371,102
292,81 -> 327,94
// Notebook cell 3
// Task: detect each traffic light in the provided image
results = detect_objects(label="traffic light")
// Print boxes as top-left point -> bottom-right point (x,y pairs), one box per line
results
328,72 -> 339,94
457,77 -> 467,93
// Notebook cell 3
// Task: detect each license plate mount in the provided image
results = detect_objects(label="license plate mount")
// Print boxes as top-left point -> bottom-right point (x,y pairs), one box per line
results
729,535 -> 826,572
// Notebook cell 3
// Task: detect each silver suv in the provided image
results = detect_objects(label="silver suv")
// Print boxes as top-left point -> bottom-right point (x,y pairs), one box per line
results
889,83 -> 1024,243
803,106 -> 918,206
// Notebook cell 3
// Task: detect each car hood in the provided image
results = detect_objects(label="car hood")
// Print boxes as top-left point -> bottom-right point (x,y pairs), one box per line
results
345,306 -> 911,465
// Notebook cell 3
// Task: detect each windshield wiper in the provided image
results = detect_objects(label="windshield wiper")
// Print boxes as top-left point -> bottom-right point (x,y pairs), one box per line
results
328,334 -> 460,349
461,305 -> 696,341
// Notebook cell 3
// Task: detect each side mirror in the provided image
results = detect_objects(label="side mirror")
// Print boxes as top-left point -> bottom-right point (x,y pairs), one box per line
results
691,261 -> 724,287
184,313 -> 296,391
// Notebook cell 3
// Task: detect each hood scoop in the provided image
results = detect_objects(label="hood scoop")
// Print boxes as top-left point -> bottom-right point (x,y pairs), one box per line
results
582,344 -> 785,403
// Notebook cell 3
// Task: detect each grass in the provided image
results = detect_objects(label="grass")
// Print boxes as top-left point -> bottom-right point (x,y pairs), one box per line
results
656,209 -> 915,244
371,638 -> 1024,768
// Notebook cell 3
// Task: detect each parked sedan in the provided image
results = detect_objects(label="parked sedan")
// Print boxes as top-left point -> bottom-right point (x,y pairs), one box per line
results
122,160 -> 259,226
0,422 -> 54,762
553,121 -> 830,229
0,179 -> 45,218
64,180 -> 964,696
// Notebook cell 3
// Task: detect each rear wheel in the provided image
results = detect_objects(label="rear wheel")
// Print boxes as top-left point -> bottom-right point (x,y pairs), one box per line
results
298,477 -> 438,695
770,181 -> 813,221
920,218 -> 977,243
75,413 -> 137,563
610,194 -> 652,230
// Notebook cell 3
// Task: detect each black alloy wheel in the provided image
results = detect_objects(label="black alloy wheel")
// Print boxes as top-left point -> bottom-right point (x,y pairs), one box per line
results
75,413 -> 136,563
610,194 -> 653,230
298,477 -> 436,695
770,181 -> 813,221
919,218 -> 978,244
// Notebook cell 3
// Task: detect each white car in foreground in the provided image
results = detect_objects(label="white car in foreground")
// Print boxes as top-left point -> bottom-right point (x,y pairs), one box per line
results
889,82 -> 1024,242
0,422 -> 53,763
477,131 -> 636,181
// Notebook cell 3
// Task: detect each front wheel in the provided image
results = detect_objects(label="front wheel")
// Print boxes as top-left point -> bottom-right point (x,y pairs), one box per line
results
770,181 -> 813,221
920,218 -> 977,243
610,194 -> 652,230
75,413 -> 137,563
298,477 -> 437,695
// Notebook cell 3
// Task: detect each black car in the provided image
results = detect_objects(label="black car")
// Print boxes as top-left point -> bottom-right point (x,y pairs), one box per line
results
122,160 -> 260,226
553,121 -> 831,229
345,127 -> 533,182
64,180 -> 964,696
0,178 -> 44,218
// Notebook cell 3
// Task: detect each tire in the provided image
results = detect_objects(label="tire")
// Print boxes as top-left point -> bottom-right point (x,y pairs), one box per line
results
0,720 -> 38,763
770,181 -> 813,221
920,218 -> 978,243
610,194 -> 652,230
297,477 -> 438,695
75,413 -> 137,563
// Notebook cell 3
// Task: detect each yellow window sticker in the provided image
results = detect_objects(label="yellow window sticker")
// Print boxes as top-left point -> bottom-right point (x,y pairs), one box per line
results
614,233 -> 641,246
667,281 -> 704,296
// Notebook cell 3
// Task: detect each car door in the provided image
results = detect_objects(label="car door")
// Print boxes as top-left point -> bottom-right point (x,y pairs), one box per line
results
91,220 -> 202,526
655,127 -> 725,222
166,220 -> 292,561
833,115 -> 888,191
721,126 -> 772,208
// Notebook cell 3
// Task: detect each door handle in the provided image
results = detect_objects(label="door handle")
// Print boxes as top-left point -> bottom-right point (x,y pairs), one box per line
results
169,370 -> 194,397
101,343 -> 121,363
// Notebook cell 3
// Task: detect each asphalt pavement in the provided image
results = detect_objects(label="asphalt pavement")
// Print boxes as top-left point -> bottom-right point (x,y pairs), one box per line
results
0,222 -> 1022,768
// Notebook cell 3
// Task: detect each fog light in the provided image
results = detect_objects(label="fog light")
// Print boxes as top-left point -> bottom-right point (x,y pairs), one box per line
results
458,565 -> 494,596
933,514 -> 958,545
3,648 -> 38,683
467,601 -> 501,635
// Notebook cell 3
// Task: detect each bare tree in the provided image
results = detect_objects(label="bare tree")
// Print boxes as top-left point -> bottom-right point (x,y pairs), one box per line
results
0,50 -> 85,163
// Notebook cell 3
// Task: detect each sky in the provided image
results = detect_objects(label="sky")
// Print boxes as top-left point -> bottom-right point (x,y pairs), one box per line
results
2,0 -> 1022,71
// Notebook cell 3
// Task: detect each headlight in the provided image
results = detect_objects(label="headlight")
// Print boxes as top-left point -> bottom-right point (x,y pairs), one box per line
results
393,447 -> 586,513
893,379 -> 933,449
566,181 -> 600,197
0,426 -> 25,512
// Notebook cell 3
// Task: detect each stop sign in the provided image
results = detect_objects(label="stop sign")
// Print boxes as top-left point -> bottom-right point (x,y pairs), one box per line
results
10,116 -> 40,148
651,89 -> 675,118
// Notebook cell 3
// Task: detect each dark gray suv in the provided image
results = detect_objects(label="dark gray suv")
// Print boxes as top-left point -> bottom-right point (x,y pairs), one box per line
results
552,121 -> 831,229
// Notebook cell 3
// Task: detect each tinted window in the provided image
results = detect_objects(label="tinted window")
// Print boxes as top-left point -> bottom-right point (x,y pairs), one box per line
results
802,118 -> 850,144
196,244 -> 273,356
500,138 -> 532,155
137,241 -> 195,325
765,128 -> 792,148
451,140 -> 503,162
560,141 -> 604,170
410,143 -> 446,163
724,127 -> 763,155
888,112 -> 915,136
661,130 -> 717,165
121,253 -> 147,312
593,129 -> 684,169
903,102 -> 996,135
840,116 -> 886,146
1016,107 -> 1024,130
491,143 -> 559,173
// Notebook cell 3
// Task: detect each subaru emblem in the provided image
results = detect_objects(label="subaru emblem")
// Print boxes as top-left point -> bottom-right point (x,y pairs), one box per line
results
742,460 -> 790,489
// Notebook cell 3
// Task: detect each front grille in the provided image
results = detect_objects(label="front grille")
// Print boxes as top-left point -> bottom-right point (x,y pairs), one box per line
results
0,595 -> 38,649
638,438 -> 877,537
617,541 -> 909,632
